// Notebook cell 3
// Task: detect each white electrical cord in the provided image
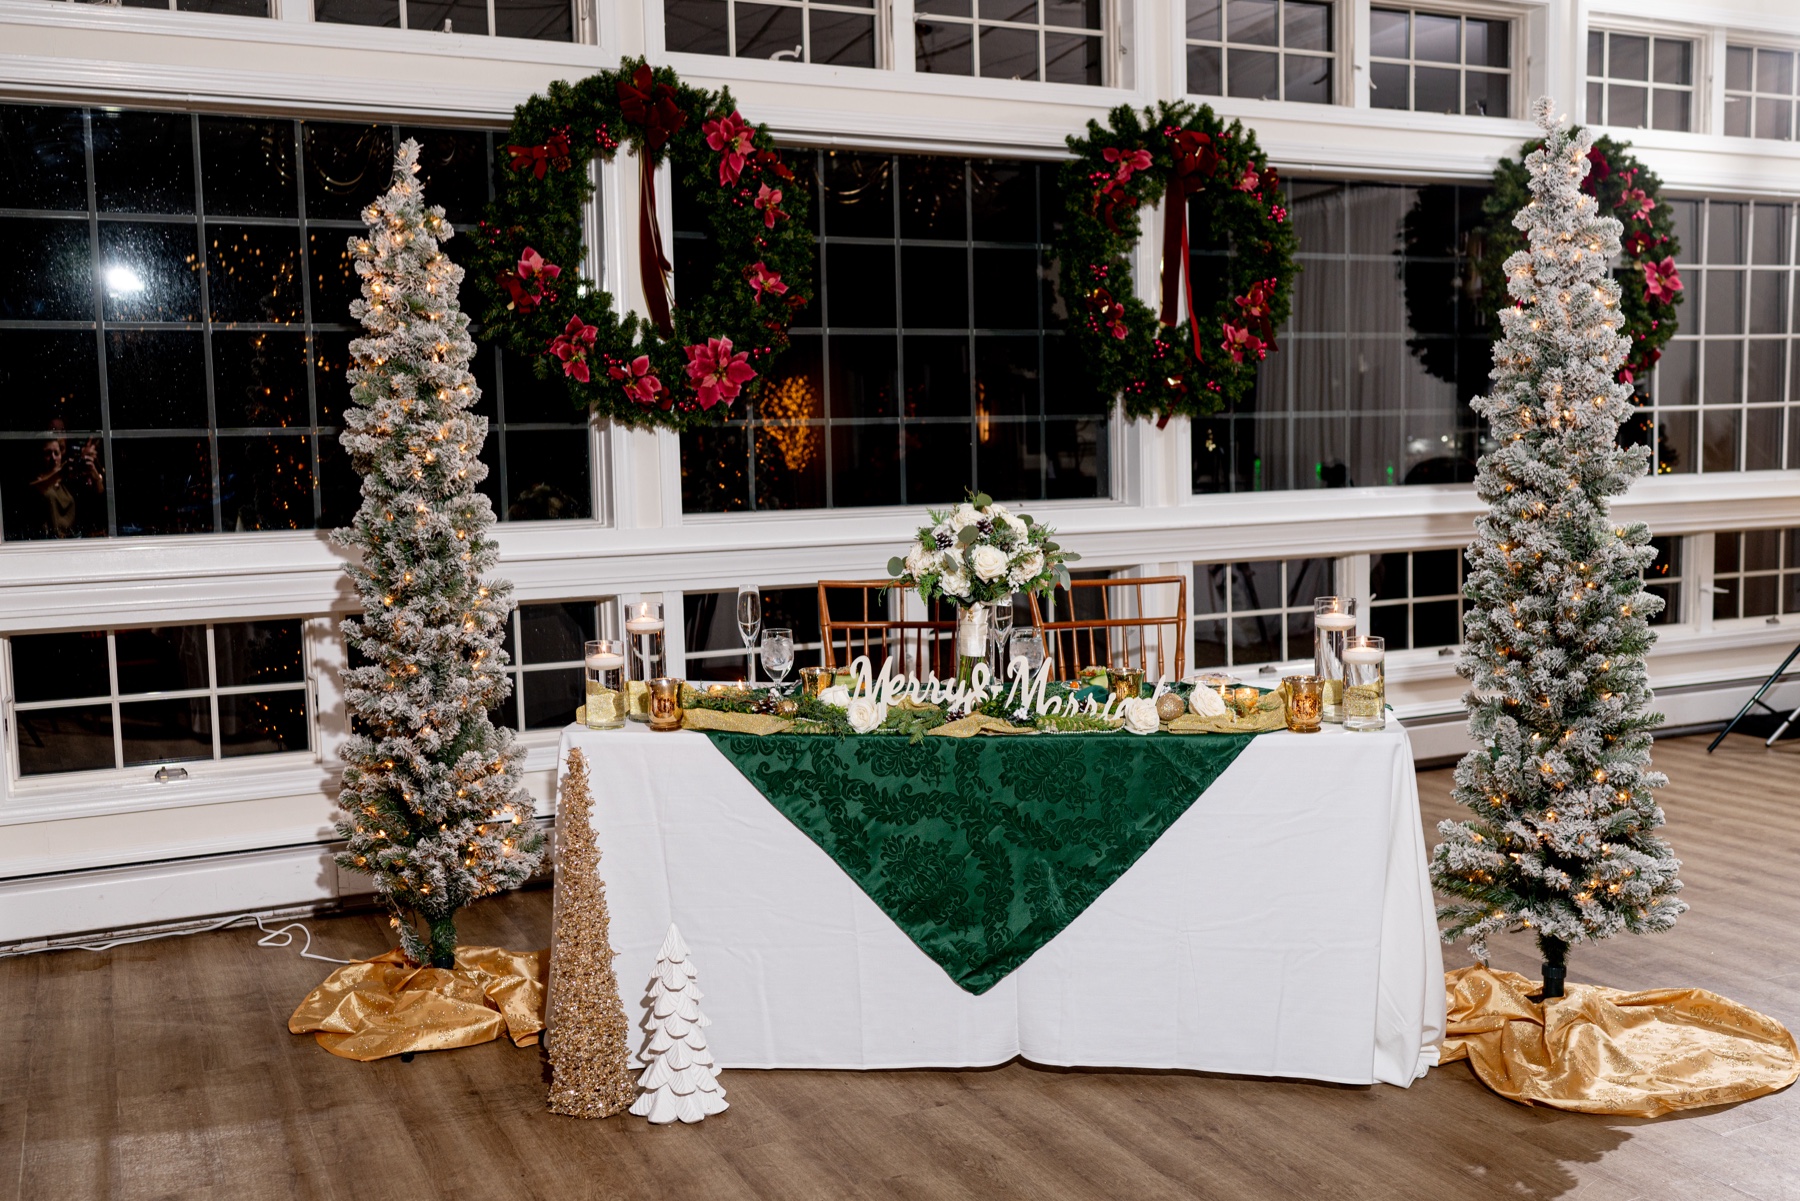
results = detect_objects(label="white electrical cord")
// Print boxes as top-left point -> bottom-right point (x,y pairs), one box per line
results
20,913 -> 360,963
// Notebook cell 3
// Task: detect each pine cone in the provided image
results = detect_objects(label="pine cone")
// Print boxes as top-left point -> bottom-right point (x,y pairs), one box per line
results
934,530 -> 953,549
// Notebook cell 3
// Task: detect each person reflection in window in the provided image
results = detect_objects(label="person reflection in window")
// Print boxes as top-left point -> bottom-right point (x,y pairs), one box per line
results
28,422 -> 106,538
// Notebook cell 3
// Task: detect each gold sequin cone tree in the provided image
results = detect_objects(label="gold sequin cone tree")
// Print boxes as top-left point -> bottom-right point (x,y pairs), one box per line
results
546,749 -> 639,1118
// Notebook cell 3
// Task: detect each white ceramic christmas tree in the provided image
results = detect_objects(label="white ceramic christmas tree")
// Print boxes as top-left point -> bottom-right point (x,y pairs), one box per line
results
629,924 -> 728,1124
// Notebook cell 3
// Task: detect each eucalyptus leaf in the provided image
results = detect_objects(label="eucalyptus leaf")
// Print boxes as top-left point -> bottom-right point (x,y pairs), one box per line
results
957,527 -> 979,546
971,492 -> 993,508
887,556 -> 906,577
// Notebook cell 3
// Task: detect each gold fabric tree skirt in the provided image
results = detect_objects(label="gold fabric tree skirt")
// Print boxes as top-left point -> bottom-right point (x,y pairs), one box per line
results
290,946 -> 547,1061
1443,966 -> 1800,1117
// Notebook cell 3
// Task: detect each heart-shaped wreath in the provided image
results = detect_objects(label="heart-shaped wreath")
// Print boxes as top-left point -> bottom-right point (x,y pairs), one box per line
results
1472,132 -> 1682,388
1054,101 -> 1298,424
471,59 -> 813,431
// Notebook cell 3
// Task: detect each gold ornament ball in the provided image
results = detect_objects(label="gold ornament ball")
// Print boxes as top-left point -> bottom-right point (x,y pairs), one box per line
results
777,699 -> 799,717
1155,692 -> 1186,723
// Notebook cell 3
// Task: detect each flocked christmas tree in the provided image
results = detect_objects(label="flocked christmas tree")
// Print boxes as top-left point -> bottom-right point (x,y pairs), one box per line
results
334,140 -> 544,969
1432,101 -> 1685,999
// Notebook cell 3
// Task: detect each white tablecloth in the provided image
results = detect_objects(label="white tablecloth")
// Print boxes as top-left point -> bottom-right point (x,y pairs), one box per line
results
557,721 -> 1445,1087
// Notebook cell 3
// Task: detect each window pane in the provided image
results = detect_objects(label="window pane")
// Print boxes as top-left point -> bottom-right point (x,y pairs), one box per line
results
116,625 -> 208,694
1228,49 -> 1279,100
314,0 -> 398,24
218,690 -> 307,756
979,0 -> 1034,21
1370,8 -> 1407,59
831,424 -> 901,505
1044,33 -> 1103,85
499,429 -> 590,520
812,11 -> 877,67
92,111 -> 194,216
213,619 -> 304,688
520,602 -> 595,665
1413,13 -> 1457,64
408,0 -> 487,32
1467,19 -> 1507,69
0,434 -> 108,540
99,222 -> 203,323
1044,0 -> 1097,27
11,630 -> 110,702
1757,49 -> 1796,96
0,330 -> 101,431
1284,1 -> 1329,52
905,420 -> 972,502
1588,31 -> 1605,77
120,696 -> 212,766
899,156 -> 965,240
200,117 -> 297,219
1226,0 -> 1276,46
1656,407 -> 1696,474
0,218 -> 94,321
1607,84 -> 1648,128
1706,270 -> 1744,334
737,4 -> 804,61
979,25 -> 1039,80
1755,97 -> 1793,142
1702,407 -> 1741,472
1188,44 -> 1223,94
822,153 -> 893,237
904,336 -> 971,417
520,667 -> 583,729
17,705 -> 116,776
1653,39 -> 1691,86
917,20 -> 976,75
214,331 -> 309,428
1467,71 -> 1508,119
970,161 -> 1037,242
219,435 -> 315,531
107,331 -> 207,430
1186,0 -> 1220,39
1748,339 -> 1784,401
665,0 -> 730,54
1284,53 -> 1331,104
1726,45 -> 1753,92
1745,406 -> 1783,470
1415,66 -> 1460,115
494,0 -> 573,40
827,243 -> 897,327
1704,340 -> 1743,403
113,436 -> 213,536
0,105 -> 87,212
1609,34 -> 1649,81
1752,204 -> 1790,265
301,123 -> 393,221
973,247 -> 1038,329
1370,61 -> 1409,110
1651,89 -> 1689,133
207,223 -> 304,325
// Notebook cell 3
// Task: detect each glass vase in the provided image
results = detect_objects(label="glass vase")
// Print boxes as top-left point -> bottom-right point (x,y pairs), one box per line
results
955,604 -> 989,686
1313,596 -> 1357,724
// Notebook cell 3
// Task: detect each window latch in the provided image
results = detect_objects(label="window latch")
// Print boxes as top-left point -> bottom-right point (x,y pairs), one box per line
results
154,765 -> 189,783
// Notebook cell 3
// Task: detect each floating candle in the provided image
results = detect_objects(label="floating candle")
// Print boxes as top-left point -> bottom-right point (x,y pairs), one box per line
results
587,651 -> 625,670
1314,612 -> 1357,631
1342,645 -> 1385,664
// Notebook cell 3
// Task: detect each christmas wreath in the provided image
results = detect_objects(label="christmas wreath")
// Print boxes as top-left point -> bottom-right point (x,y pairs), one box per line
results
1054,102 -> 1297,424
1473,132 -> 1682,387
471,59 -> 812,430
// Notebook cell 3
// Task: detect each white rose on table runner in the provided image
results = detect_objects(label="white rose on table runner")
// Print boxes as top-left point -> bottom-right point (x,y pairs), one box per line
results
972,543 -> 1009,582
846,696 -> 888,734
1121,698 -> 1161,735
1009,550 -> 1045,587
818,685 -> 851,708
1188,686 -> 1228,718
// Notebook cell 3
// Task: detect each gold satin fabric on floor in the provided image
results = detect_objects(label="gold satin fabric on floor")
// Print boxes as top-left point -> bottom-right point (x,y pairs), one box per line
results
1442,966 -> 1800,1117
289,946 -> 548,1061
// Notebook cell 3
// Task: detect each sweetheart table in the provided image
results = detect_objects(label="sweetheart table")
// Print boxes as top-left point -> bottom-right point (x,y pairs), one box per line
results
555,720 -> 1445,1087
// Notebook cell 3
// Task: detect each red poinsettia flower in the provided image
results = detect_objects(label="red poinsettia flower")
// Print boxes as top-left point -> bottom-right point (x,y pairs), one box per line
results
607,355 -> 665,407
754,184 -> 788,229
1619,187 -> 1656,220
549,315 -> 599,383
1586,147 -> 1611,184
1642,257 -> 1683,303
518,246 -> 560,285
1220,323 -> 1267,364
684,336 -> 757,409
1623,229 -> 1655,259
1234,165 -> 1261,192
1089,286 -> 1128,340
1101,146 -> 1153,184
703,111 -> 757,186
746,261 -> 787,303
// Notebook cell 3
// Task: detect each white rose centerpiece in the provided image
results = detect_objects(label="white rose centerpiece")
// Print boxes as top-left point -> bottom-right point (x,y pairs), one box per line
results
846,696 -> 888,734
1121,698 -> 1162,735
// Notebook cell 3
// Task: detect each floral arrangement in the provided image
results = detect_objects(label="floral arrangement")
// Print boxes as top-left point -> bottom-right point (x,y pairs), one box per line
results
885,492 -> 1077,607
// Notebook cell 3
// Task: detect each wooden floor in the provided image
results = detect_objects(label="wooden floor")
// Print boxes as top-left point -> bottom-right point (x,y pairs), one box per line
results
3,732 -> 1796,1201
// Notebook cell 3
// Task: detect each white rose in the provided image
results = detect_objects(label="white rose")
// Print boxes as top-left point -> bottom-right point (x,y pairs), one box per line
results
818,685 -> 851,708
1001,513 -> 1029,540
1188,686 -> 1228,718
938,567 -> 971,601
972,543 -> 1009,582
1009,550 -> 1045,586
1121,698 -> 1161,735
904,542 -> 934,579
949,503 -> 981,531
846,696 -> 888,734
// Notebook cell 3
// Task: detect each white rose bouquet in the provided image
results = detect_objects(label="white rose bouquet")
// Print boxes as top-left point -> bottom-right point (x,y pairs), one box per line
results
886,492 -> 1076,607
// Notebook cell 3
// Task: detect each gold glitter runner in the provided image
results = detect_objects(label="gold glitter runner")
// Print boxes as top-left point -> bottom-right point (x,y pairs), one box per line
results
1442,966 -> 1800,1116
288,945 -> 546,1061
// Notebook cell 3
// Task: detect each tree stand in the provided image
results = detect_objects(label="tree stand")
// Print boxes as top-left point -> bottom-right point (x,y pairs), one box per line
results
1532,937 -> 1569,1002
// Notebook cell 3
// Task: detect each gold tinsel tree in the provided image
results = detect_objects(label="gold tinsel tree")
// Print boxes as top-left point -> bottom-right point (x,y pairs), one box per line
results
546,749 -> 639,1117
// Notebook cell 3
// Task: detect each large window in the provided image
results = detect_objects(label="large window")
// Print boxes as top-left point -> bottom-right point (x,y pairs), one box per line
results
1586,31 -> 1694,132
1191,557 -> 1334,669
916,0 -> 1104,84
314,0 -> 573,39
1184,0 -> 1333,103
1725,46 -> 1800,141
1630,199 -> 1798,475
683,587 -> 826,680
489,601 -> 616,732
1192,179 -> 1492,493
0,104 -> 590,542
1368,547 -> 1465,650
666,0 -> 877,67
1368,8 -> 1509,117
679,152 -> 1109,512
1710,528 -> 1799,623
8,619 -> 309,778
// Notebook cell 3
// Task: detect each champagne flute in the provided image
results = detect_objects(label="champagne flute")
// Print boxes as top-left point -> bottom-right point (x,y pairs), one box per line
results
736,585 -> 762,683
760,628 -> 795,695
990,596 -> 1014,677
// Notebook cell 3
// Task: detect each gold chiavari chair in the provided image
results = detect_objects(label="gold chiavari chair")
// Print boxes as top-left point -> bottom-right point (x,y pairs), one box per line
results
816,580 -> 957,679
1026,576 -> 1188,682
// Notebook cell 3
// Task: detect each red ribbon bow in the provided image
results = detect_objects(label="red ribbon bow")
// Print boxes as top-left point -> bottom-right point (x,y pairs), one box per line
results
1159,130 -> 1225,368
617,65 -> 687,335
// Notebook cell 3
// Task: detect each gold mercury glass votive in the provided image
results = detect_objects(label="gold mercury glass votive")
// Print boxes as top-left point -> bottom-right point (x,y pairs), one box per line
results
798,666 -> 830,698
1283,675 -> 1323,733
648,677 -> 685,732
1230,686 -> 1261,720
1109,668 -> 1146,704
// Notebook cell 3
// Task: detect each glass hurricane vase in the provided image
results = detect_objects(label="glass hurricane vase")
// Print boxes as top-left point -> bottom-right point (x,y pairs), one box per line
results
954,603 -> 989,686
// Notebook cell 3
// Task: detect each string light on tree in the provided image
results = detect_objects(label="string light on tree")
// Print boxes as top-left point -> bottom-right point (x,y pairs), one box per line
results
1431,101 -> 1684,1001
332,138 -> 544,969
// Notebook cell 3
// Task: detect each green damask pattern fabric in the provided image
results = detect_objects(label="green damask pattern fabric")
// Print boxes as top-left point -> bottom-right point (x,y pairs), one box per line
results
703,731 -> 1257,994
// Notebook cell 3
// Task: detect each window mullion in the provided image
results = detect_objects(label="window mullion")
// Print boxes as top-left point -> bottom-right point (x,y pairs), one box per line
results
107,630 -> 123,771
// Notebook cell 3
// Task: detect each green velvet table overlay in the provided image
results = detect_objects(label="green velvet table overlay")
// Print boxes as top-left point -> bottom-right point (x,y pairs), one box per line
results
701,731 -> 1259,994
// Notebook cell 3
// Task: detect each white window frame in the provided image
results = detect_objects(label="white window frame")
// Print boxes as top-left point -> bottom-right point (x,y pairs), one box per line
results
1365,3 -> 1518,119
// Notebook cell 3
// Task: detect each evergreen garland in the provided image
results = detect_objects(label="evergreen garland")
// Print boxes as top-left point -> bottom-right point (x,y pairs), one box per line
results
471,58 -> 813,431
1054,101 -> 1297,423
335,140 -> 543,969
1431,105 -> 1685,989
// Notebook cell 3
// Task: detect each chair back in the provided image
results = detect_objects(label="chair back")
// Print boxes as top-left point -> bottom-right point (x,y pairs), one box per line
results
1026,576 -> 1188,682
817,581 -> 956,680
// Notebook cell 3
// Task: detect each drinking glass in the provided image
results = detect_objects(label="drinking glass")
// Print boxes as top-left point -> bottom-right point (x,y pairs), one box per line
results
1342,635 -> 1386,731
736,585 -> 761,680
1313,597 -> 1358,724
990,596 -> 1014,675
583,639 -> 627,730
1008,626 -> 1045,680
760,628 -> 795,694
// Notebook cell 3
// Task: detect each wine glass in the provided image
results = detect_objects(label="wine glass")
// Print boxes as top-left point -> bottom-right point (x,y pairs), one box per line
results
760,628 -> 795,694
1008,625 -> 1045,680
990,596 -> 1014,676
736,586 -> 761,683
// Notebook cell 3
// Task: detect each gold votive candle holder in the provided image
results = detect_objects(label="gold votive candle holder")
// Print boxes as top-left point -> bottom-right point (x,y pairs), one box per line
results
1283,675 -> 1323,733
1109,668 -> 1146,703
648,677 -> 685,732
798,666 -> 830,698
1230,686 -> 1261,720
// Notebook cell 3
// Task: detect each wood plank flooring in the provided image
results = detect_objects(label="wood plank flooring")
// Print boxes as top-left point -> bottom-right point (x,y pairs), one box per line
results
3,732 -> 1795,1201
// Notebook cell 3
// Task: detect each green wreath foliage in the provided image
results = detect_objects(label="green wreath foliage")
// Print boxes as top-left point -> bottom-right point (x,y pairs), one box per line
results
471,58 -> 813,431
1473,132 -> 1682,386
1054,101 -> 1298,423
